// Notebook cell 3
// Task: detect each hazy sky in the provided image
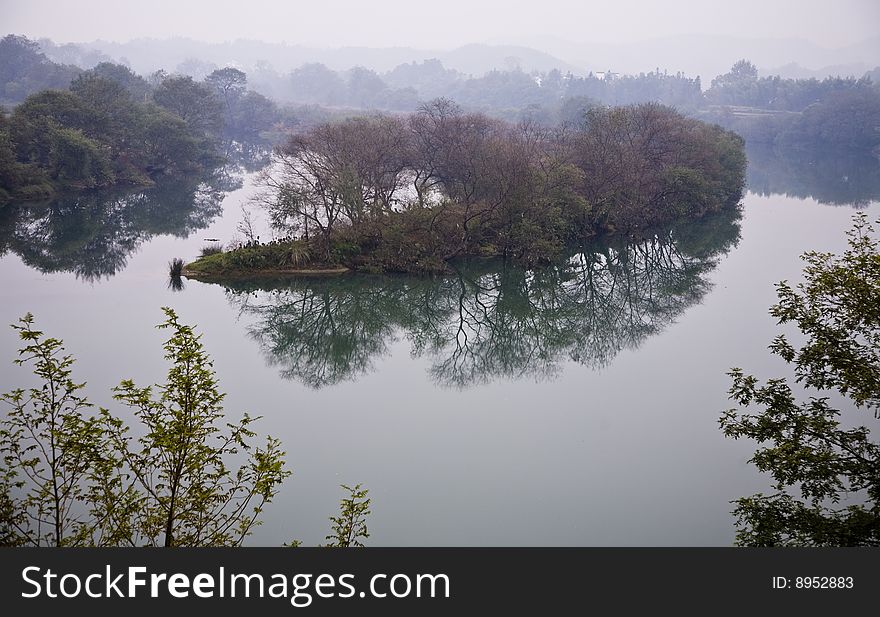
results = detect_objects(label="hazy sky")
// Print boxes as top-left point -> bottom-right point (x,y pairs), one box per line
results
2,0 -> 879,49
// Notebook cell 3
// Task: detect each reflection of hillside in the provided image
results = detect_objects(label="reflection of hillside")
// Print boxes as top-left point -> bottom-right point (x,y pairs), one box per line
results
746,145 -> 880,207
0,175 -> 224,281
221,209 -> 741,389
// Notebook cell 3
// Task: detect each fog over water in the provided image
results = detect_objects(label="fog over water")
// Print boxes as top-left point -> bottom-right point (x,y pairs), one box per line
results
4,0 -> 880,79
5,0 -> 878,48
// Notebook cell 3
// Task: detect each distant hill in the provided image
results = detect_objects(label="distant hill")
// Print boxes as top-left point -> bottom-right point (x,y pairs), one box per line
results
760,62 -> 875,80
31,34 -> 880,89
39,37 -> 580,77
435,44 -> 580,75
506,34 -> 880,84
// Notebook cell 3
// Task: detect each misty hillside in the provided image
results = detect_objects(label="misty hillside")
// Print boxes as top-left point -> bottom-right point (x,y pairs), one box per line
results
517,34 -> 880,81
37,34 -> 880,85
39,38 -> 581,77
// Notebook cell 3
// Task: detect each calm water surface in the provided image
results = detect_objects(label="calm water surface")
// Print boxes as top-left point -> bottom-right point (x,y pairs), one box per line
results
2,148 -> 879,545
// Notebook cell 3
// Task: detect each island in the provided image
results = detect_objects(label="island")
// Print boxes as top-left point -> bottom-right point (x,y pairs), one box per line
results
185,100 -> 746,277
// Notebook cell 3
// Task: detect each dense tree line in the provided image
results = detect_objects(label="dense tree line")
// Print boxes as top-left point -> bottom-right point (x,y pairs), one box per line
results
0,35 -> 81,106
258,58 -> 880,154
267,59 -> 880,153
279,60 -> 705,118
3,33 -> 877,169
0,35 -> 280,205
700,60 -> 880,152
188,100 -> 745,275
0,77 -> 220,203
706,60 -> 872,110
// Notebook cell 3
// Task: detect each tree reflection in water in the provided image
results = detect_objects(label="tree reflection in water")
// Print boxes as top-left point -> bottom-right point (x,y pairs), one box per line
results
0,142 -> 270,281
0,177 -> 222,280
222,209 -> 742,389
745,144 -> 880,207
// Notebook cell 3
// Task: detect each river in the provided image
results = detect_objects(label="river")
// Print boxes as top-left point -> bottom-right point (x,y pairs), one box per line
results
1,146 -> 879,545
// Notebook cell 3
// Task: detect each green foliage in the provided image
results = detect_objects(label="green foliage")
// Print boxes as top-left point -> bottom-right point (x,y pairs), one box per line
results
284,241 -> 311,267
1,70 -> 222,200
0,314 -> 106,546
257,103 -> 745,273
200,243 -> 224,257
0,310 -> 290,547
0,310 -> 374,548
284,60 -> 703,114
136,103 -> 220,174
324,484 -> 371,547
46,126 -> 114,186
702,60 -> 880,153
82,62 -> 151,102
771,215 -> 880,408
187,239 -> 327,275
152,75 -> 223,137
575,104 -> 746,231
69,73 -> 133,121
206,68 -> 247,102
0,112 -> 52,204
0,35 -> 81,105
226,90 -> 279,140
9,90 -> 101,166
707,59 -> 871,111
778,88 -> 880,151
105,308 -> 290,546
0,52 -> 274,202
720,214 -> 880,546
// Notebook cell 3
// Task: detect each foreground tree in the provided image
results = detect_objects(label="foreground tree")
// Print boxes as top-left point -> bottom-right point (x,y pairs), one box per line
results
324,484 -> 371,548
0,315 -> 105,546
1,311 -> 373,547
720,214 -> 880,546
102,308 -> 290,546
0,309 -> 290,546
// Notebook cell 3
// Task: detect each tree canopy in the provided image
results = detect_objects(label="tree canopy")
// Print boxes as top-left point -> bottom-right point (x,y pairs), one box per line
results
721,214 -> 880,546
190,101 -> 744,275
0,309 -> 290,547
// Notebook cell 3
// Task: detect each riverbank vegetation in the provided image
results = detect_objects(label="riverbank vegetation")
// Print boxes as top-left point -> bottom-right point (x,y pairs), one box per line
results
721,214 -> 880,546
699,61 -> 880,152
0,74 -> 221,203
0,308 -> 369,547
185,100 -> 745,275
0,35 -> 278,205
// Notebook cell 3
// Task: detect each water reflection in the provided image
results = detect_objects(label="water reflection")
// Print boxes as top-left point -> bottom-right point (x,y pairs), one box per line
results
0,175 -> 223,281
211,141 -> 274,194
746,144 -> 880,207
0,142 -> 271,281
220,209 -> 741,388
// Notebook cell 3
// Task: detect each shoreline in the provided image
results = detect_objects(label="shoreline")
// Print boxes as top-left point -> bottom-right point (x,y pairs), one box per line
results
182,265 -> 350,281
